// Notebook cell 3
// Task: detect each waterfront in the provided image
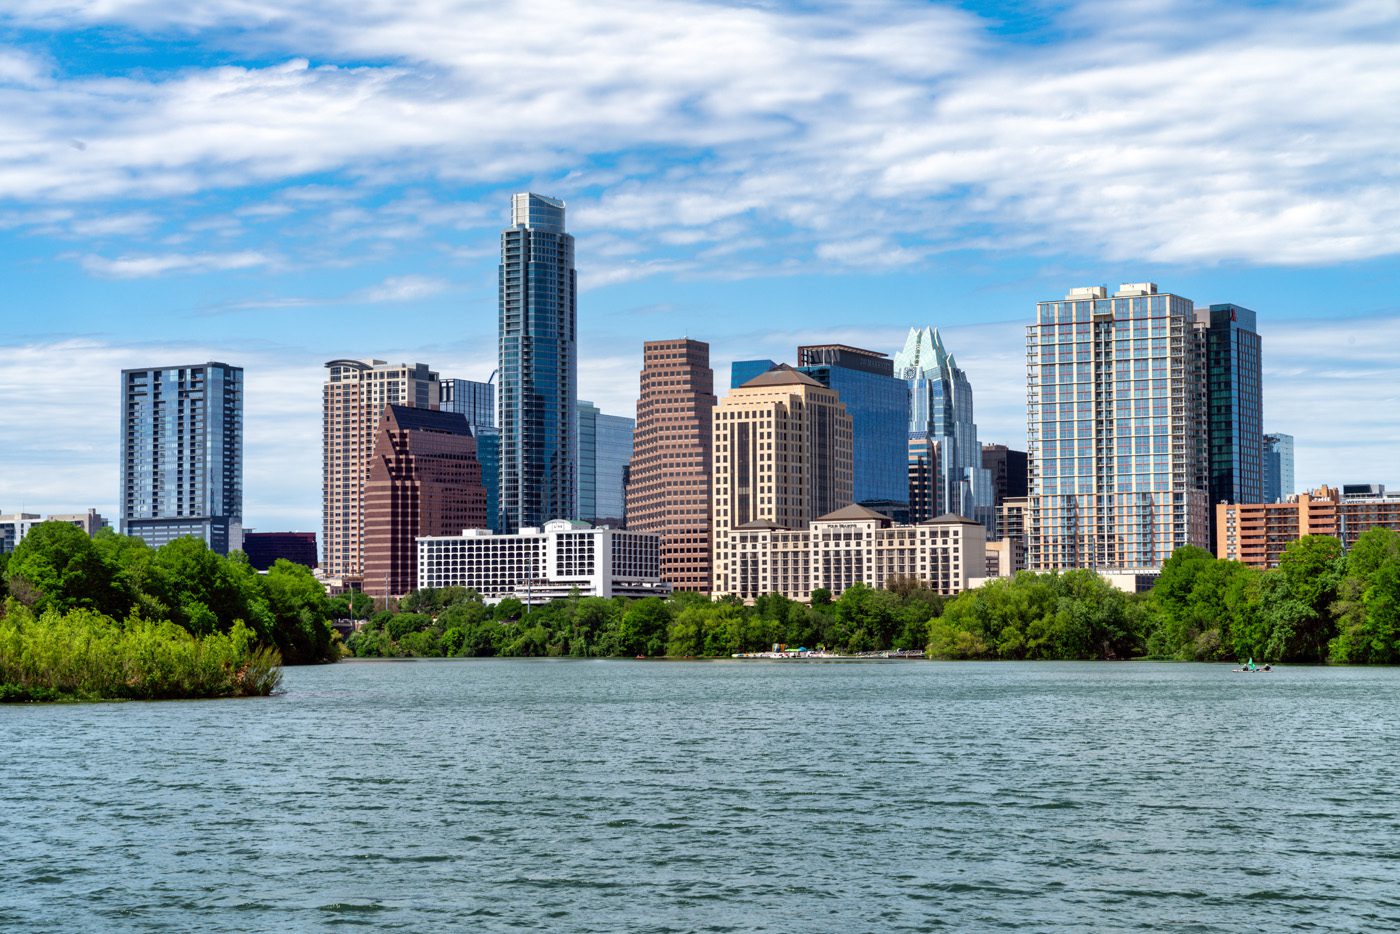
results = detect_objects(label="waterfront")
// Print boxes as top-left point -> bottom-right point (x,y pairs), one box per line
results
3,660 -> 1398,932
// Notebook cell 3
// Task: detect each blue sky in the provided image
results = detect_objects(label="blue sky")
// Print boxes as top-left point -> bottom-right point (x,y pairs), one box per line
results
1,0 -> 1398,533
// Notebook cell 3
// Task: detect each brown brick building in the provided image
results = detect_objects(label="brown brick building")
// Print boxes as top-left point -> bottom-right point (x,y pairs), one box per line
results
363,405 -> 487,597
323,359 -> 439,583
625,339 -> 717,593
1213,485 -> 1400,569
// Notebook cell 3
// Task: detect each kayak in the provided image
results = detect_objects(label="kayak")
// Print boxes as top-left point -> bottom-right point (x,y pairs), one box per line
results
1232,665 -> 1273,672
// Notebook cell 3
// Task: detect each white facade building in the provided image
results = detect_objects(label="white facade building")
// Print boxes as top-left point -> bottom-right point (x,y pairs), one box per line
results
719,504 -> 987,601
417,519 -> 669,604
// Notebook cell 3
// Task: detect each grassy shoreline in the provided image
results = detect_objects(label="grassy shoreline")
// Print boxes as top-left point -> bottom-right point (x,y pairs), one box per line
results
0,606 -> 282,703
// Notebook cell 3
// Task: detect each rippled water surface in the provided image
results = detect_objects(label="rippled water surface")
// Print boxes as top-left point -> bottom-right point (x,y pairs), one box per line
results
4,660 -> 1400,932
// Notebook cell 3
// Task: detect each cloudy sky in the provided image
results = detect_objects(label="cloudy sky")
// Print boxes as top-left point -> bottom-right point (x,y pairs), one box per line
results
2,0 -> 1398,533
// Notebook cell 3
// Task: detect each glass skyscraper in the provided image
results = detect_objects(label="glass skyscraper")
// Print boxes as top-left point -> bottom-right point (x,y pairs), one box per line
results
498,193 -> 576,532
795,344 -> 909,506
1264,432 -> 1294,503
894,327 -> 994,533
440,377 -> 495,429
1026,284 -> 1209,572
120,362 -> 243,554
578,401 -> 634,526
1199,303 -> 1263,538
730,359 -> 778,389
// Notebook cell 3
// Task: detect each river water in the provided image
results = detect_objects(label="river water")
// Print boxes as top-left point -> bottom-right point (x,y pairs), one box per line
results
3,660 -> 1398,932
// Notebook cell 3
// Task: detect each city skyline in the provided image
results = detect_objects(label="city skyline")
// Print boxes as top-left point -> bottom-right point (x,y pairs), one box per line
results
3,1 -> 1399,532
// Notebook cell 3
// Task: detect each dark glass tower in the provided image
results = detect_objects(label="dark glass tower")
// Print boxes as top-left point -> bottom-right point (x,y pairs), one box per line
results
498,193 -> 577,532
1198,304 -> 1263,532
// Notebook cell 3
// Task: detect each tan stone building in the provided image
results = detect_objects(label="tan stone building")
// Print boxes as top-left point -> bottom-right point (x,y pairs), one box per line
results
711,366 -> 853,595
625,339 -> 717,593
723,505 -> 986,601
362,406 -> 487,597
322,359 -> 439,583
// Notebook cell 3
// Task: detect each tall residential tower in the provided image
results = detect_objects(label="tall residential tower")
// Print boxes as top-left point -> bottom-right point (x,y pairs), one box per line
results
1026,284 -> 1209,572
1198,303 -> 1264,537
120,362 -> 243,554
498,193 -> 577,532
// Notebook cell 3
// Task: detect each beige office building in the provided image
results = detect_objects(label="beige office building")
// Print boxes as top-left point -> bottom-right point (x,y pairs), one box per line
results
711,366 -> 853,595
722,505 -> 986,601
322,359 -> 439,583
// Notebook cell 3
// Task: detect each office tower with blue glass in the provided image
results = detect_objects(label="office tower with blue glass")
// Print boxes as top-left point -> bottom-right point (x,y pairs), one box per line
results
498,193 -> 577,532
1198,304 -> 1264,533
730,359 -> 778,389
1026,284 -> 1209,572
895,327 -> 995,533
440,377 -> 495,429
1263,432 -> 1294,503
795,344 -> 909,507
578,401 -> 635,527
120,362 -> 243,554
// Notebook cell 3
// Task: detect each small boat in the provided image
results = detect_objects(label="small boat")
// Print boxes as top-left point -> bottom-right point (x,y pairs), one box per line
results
1231,664 -> 1272,672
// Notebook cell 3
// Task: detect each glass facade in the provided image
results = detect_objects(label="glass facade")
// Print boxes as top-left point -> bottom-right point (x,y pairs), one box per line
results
120,362 -> 243,555
498,193 -> 577,532
795,345 -> 908,505
1263,432 -> 1294,503
578,401 -> 634,526
1200,304 -> 1264,540
1026,285 -> 1208,571
475,427 -> 501,532
730,359 -> 778,389
894,327 -> 995,534
440,378 -> 495,429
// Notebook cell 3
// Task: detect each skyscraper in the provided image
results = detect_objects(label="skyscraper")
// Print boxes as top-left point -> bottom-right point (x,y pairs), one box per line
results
1263,432 -> 1294,503
1197,303 -> 1264,535
711,366 -> 853,596
120,362 -> 243,554
1026,284 -> 1209,572
795,344 -> 909,506
322,359 -> 439,582
439,377 -> 495,429
362,405 -> 487,597
894,327 -> 994,532
577,401 -> 634,527
626,338 -> 717,593
498,192 -> 577,532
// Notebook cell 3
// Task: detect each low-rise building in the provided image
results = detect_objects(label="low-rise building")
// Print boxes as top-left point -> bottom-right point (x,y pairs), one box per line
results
720,504 -> 986,601
0,514 -> 42,554
243,531 -> 319,571
1217,485 -> 1400,568
417,520 -> 668,604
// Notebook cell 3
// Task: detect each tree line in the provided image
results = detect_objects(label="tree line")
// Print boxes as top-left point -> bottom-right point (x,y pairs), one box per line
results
1,522 -> 338,666
346,530 -> 1400,664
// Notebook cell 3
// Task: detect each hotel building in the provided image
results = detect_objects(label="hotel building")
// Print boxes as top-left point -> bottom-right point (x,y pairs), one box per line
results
1218,486 -> 1400,568
711,366 -> 853,596
722,504 -> 986,601
417,520 -> 667,603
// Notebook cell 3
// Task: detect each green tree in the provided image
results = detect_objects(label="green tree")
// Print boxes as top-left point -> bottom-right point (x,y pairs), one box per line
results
5,522 -> 122,616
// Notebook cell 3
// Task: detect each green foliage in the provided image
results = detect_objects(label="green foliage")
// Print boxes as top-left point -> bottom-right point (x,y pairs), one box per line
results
0,605 -> 281,702
926,570 -> 1142,660
3,524 -> 336,665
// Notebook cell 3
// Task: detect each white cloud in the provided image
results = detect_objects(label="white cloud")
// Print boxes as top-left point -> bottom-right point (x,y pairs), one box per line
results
355,274 -> 447,303
80,249 -> 269,277
0,0 -> 1392,271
